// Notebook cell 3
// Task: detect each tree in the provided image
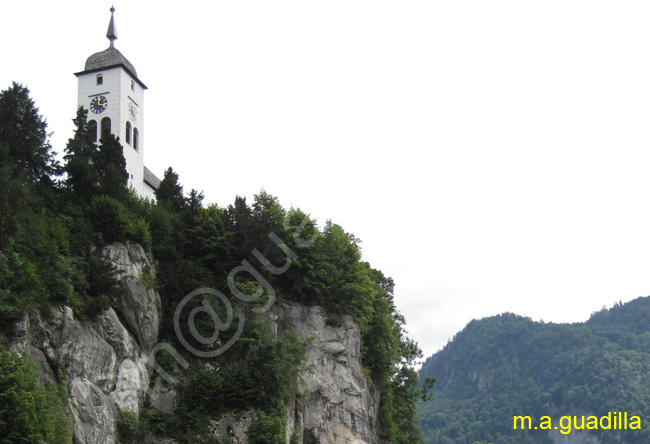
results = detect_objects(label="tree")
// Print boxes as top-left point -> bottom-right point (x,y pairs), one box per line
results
0,144 -> 31,251
155,167 -> 186,212
0,82 -> 55,183
0,352 -> 72,444
63,107 -> 98,203
63,107 -> 129,204
247,411 -> 285,444
95,133 -> 129,201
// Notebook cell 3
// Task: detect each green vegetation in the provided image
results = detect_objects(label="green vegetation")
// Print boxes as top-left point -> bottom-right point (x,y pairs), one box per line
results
248,411 -> 286,444
0,81 -> 424,443
418,297 -> 650,444
0,351 -> 72,444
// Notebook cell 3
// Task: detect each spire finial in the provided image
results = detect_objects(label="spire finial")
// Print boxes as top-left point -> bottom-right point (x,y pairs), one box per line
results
107,6 -> 118,48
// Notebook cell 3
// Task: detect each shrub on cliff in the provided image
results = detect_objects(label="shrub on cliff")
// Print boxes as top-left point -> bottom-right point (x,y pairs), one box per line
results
0,352 -> 72,444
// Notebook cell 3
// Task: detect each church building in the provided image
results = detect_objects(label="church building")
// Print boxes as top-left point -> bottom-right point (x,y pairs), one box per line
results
75,7 -> 159,199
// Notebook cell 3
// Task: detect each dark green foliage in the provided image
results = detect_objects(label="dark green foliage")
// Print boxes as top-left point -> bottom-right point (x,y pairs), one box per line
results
130,217 -> 152,250
247,410 -> 285,444
63,108 -> 98,204
0,143 -> 32,251
117,410 -> 144,443
0,82 -> 55,182
63,107 -> 129,204
155,167 -> 186,212
303,430 -> 319,444
0,242 -> 28,329
178,327 -> 309,414
95,133 -> 129,201
88,195 -> 130,243
417,298 -> 650,444
78,250 -> 123,318
0,351 -> 72,444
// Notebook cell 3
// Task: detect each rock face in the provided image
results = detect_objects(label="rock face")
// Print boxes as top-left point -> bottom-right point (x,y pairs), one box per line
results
12,242 -> 161,444
273,302 -> 380,444
12,242 -> 381,444
213,302 -> 380,444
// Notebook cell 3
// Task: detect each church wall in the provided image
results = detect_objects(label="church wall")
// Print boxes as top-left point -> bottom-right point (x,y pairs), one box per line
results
77,66 -> 146,196
117,69 -> 145,196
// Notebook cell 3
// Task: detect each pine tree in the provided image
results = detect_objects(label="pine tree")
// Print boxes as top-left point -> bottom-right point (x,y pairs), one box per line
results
0,144 -> 30,251
0,82 -> 55,182
96,133 -> 128,201
63,107 -> 98,203
155,167 -> 186,212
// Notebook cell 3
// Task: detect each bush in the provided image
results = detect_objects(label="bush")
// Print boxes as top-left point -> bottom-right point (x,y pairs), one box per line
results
137,263 -> 157,290
130,217 -> 152,250
118,409 -> 144,443
77,250 -> 123,318
0,352 -> 72,444
247,410 -> 285,444
88,195 -> 129,243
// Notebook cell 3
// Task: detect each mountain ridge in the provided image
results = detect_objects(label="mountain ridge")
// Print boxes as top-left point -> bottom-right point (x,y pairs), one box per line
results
418,297 -> 650,444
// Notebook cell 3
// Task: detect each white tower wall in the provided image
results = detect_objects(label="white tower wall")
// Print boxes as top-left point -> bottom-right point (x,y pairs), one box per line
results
77,66 -> 145,196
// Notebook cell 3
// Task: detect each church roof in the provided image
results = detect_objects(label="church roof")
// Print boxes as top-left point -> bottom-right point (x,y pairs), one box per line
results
75,48 -> 147,89
144,166 -> 161,190
75,7 -> 147,89
84,47 -> 138,77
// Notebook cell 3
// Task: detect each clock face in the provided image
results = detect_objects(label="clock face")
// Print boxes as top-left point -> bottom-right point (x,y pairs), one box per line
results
129,102 -> 138,120
90,96 -> 108,114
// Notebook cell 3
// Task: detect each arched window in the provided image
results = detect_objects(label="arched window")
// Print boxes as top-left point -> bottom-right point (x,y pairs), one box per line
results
101,117 -> 111,141
125,121 -> 132,145
88,120 -> 98,143
97,74 -> 103,85
133,128 -> 139,152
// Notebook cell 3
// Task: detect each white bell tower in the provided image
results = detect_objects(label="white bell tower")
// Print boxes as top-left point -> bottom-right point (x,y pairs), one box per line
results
75,7 -> 158,199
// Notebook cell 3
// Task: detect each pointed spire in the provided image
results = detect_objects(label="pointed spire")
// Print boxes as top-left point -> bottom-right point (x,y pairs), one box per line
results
107,6 -> 118,48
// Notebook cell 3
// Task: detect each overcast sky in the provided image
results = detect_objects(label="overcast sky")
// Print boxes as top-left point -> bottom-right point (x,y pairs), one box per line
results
3,1 -> 650,359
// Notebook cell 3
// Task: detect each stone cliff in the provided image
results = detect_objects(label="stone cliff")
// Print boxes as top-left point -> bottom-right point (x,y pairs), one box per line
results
11,242 -> 382,444
12,242 -> 161,444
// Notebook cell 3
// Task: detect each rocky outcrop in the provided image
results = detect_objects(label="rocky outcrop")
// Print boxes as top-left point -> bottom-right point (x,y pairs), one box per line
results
214,302 -> 381,444
12,241 -> 381,444
274,302 -> 380,444
12,242 -> 161,444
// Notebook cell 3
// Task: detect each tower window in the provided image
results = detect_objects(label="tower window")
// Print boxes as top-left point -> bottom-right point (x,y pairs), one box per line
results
131,80 -> 135,91
133,128 -> 139,152
88,120 -> 98,143
125,121 -> 132,145
101,117 -> 111,141
97,74 -> 103,85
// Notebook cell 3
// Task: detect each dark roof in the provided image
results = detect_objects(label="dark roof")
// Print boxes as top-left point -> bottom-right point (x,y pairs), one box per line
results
144,166 -> 161,190
85,47 -> 137,77
75,48 -> 147,89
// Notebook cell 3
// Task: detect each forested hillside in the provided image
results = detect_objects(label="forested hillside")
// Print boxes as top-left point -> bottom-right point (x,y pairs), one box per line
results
418,297 -> 650,444
0,82 -> 424,443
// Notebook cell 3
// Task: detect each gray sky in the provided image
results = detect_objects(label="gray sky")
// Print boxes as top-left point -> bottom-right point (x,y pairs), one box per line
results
3,1 -> 650,359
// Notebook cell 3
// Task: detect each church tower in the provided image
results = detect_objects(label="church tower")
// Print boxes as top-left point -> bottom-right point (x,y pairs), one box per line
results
75,7 -> 158,199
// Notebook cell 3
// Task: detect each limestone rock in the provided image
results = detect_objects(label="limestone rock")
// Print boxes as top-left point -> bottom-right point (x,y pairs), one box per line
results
103,241 -> 161,350
12,241 -> 383,444
148,376 -> 178,415
69,378 -> 119,444
11,241 -> 162,444
271,302 -> 380,444
209,410 -> 256,444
